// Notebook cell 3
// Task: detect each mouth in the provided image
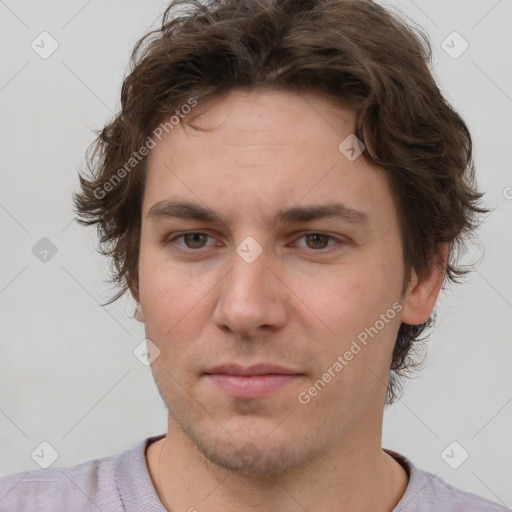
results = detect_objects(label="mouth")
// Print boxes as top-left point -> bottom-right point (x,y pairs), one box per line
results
203,363 -> 306,398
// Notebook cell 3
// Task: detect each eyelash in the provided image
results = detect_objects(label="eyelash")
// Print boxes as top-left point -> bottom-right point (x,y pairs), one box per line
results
167,231 -> 345,254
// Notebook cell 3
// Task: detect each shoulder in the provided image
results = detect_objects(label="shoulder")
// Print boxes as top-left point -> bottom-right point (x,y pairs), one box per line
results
0,448 -> 124,512
387,450 -> 511,512
406,470 -> 510,511
428,475 -> 510,511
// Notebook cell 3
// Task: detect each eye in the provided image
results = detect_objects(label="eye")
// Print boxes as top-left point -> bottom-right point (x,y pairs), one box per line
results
294,233 -> 341,250
170,232 -> 216,250
167,231 -> 345,253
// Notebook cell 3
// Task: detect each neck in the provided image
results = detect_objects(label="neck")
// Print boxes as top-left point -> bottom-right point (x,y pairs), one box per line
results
146,420 -> 409,512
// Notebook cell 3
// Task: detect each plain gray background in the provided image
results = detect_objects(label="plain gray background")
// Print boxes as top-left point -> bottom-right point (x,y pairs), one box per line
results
0,0 -> 511,507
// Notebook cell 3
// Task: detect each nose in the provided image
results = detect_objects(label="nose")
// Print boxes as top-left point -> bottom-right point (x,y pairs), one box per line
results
212,250 -> 289,338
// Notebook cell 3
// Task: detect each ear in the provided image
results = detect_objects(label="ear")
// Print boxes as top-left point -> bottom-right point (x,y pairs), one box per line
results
134,303 -> 145,323
400,243 -> 449,325
129,278 -> 144,322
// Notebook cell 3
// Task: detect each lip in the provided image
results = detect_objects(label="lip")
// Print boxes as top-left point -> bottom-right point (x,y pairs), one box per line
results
203,363 -> 305,398
204,363 -> 303,376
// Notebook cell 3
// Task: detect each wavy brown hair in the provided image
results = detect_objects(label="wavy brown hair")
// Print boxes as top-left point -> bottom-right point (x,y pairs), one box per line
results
73,0 -> 490,403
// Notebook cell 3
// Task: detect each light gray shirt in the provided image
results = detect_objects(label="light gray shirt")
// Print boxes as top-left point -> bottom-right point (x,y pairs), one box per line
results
0,434 -> 509,511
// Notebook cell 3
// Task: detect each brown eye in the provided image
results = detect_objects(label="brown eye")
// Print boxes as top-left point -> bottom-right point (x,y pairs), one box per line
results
182,233 -> 209,249
304,234 -> 332,250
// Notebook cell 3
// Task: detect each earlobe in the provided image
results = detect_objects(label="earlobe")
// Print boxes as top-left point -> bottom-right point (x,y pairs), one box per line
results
400,244 -> 448,326
134,304 -> 145,323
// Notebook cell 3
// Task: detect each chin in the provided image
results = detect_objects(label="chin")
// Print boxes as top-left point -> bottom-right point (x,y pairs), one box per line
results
177,415 -> 324,476
196,434 -> 314,476
158,376 -> 335,475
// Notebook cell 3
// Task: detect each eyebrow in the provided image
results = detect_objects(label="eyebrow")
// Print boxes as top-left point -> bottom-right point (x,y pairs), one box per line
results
147,200 -> 370,226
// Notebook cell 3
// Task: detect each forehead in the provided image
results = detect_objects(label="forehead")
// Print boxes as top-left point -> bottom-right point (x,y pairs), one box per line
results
158,88 -> 355,154
143,89 -> 397,232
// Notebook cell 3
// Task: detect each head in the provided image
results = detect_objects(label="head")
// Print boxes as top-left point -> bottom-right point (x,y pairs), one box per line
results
74,0 -> 489,475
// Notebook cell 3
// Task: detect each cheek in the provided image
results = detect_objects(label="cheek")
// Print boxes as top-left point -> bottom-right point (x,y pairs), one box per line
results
296,264 -> 387,334
138,251 -> 212,355
295,259 -> 401,376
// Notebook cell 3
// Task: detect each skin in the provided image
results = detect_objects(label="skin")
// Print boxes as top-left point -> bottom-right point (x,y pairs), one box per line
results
134,88 -> 447,511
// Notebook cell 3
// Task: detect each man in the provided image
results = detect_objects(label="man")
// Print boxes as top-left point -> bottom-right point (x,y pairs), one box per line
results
1,0 -> 508,510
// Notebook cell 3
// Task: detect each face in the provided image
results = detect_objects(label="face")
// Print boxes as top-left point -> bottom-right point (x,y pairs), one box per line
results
136,89 -> 415,475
